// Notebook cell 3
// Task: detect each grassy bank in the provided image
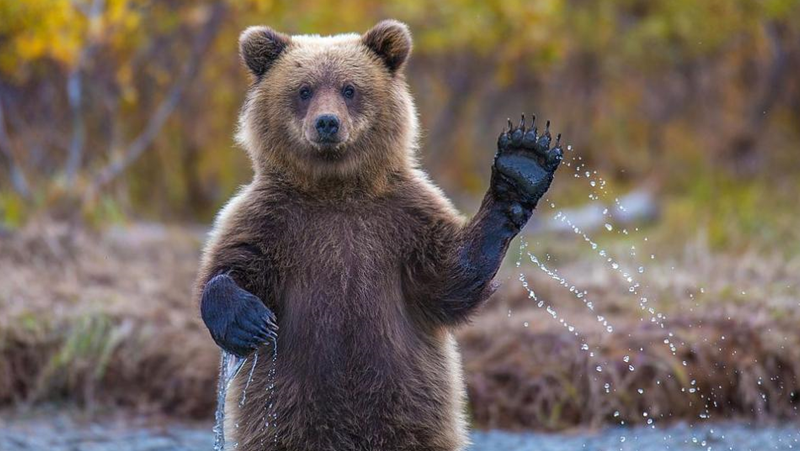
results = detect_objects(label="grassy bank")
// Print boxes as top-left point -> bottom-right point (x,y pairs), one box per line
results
1,221 -> 799,430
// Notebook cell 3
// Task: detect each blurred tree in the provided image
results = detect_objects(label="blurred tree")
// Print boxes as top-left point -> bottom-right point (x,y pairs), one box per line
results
0,0 -> 798,223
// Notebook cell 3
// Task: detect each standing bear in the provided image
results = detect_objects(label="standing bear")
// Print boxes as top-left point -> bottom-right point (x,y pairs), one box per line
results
197,20 -> 563,451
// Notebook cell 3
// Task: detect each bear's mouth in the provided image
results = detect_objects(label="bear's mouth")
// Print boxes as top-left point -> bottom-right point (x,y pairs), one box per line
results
314,144 -> 347,161
316,136 -> 340,145
306,138 -> 347,158
304,130 -> 348,152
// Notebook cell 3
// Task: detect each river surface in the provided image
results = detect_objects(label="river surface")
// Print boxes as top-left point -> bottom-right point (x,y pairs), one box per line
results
1,413 -> 798,451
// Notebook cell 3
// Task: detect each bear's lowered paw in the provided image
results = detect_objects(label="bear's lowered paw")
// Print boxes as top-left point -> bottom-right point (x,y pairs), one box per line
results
201,274 -> 278,357
491,114 -> 563,217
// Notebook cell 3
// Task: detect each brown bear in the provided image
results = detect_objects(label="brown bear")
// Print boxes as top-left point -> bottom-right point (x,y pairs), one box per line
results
196,20 -> 563,451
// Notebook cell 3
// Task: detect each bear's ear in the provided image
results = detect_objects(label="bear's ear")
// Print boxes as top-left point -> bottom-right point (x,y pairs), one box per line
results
239,26 -> 291,78
362,20 -> 412,75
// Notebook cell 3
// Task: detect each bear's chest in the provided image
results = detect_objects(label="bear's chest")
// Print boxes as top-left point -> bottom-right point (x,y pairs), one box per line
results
268,198 -> 414,334
275,200 -> 405,278
263,199 -> 421,382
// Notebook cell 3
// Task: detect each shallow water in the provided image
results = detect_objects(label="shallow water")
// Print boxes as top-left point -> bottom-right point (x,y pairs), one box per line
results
1,415 -> 798,451
471,422 -> 800,450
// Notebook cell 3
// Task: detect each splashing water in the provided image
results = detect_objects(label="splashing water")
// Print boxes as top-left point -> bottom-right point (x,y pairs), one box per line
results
239,351 -> 258,408
213,351 -> 247,451
260,339 -> 280,446
513,145 -> 718,435
214,338 -> 279,451
516,239 -> 603,355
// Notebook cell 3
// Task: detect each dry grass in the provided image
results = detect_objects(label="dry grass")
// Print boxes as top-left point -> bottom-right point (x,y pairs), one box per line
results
0,221 -> 218,416
0,221 -> 798,430
462,305 -> 800,430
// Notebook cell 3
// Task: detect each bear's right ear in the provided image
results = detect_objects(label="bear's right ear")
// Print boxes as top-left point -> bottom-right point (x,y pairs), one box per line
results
239,26 -> 291,78
362,20 -> 412,75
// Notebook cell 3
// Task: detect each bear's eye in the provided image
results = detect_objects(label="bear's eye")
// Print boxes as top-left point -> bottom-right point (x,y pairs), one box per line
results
342,85 -> 356,99
299,86 -> 312,100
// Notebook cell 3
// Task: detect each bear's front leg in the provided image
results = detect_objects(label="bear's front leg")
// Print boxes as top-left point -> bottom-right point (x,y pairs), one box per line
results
201,274 -> 278,357
435,115 -> 563,324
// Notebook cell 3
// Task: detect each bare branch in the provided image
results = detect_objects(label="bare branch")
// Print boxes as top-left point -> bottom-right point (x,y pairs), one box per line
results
0,99 -> 32,199
727,20 -> 790,174
64,0 -> 106,188
750,21 -> 788,123
86,2 -> 227,197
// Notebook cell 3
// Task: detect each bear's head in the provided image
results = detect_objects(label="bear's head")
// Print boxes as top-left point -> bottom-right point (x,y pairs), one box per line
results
236,20 -> 418,188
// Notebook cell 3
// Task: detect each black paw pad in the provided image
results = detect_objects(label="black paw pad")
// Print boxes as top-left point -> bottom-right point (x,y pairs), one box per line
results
492,112 -> 564,211
496,113 -> 564,173
497,114 -> 561,162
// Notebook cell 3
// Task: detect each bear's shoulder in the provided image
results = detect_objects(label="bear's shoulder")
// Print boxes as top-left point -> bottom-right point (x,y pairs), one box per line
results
390,168 -> 465,227
205,182 -> 286,244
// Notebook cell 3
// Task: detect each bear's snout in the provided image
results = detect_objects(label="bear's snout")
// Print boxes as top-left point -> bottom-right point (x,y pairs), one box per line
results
315,114 -> 340,142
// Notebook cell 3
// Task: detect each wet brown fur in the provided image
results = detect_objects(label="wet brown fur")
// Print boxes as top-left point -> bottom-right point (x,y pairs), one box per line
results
196,20 -> 493,451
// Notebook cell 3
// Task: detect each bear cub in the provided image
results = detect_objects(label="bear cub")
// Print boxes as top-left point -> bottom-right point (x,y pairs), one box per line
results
197,19 -> 562,451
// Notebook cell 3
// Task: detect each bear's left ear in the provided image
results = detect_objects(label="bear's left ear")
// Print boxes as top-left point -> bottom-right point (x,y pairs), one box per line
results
239,26 -> 291,78
362,20 -> 412,75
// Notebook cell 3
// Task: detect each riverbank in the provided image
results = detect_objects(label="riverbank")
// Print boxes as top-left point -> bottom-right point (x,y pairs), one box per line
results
1,221 -> 799,430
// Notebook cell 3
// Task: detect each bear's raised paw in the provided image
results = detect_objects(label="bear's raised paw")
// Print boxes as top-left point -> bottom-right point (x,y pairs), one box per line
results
491,114 -> 563,212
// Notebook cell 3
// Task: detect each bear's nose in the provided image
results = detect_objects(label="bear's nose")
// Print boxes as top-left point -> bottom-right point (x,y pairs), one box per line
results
315,114 -> 340,141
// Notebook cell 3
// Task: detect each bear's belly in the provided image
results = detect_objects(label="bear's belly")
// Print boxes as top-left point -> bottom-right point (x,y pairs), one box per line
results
228,278 -> 467,451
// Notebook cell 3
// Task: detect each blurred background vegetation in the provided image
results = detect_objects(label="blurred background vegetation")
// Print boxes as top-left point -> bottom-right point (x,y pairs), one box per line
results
2,0 -> 800,431
1,0 -> 799,248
